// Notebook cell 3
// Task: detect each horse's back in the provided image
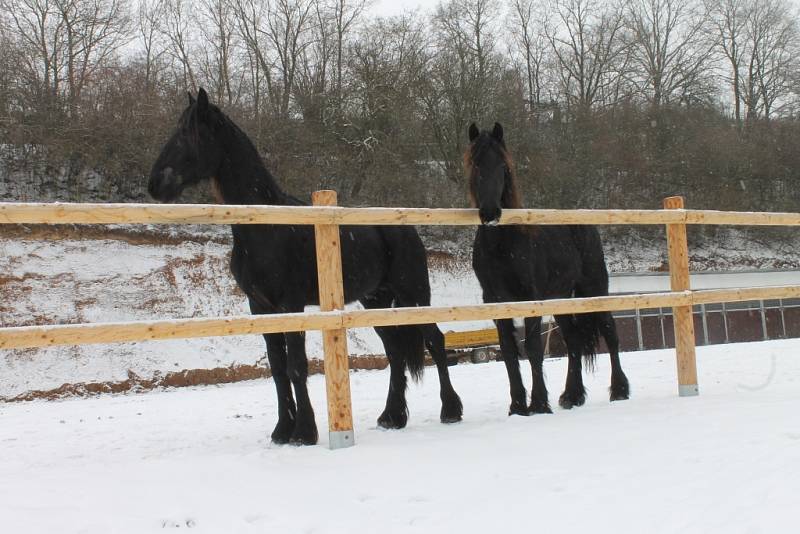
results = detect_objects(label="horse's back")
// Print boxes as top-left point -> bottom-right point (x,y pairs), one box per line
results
230,223 -> 390,309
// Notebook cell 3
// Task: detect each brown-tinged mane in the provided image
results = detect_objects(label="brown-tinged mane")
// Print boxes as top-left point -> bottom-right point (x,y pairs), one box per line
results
464,137 -> 522,209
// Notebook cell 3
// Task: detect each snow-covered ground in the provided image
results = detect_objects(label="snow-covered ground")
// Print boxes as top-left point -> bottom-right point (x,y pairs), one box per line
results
1,339 -> 798,533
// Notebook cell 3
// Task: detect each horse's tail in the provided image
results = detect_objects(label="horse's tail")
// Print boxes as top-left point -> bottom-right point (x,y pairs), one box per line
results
570,225 -> 611,370
398,325 -> 426,381
375,324 -> 426,382
573,312 -> 602,371
374,225 -> 432,382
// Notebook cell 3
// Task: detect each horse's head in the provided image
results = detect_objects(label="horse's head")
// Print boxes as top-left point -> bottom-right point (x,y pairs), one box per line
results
149,88 -> 226,202
466,122 -> 518,225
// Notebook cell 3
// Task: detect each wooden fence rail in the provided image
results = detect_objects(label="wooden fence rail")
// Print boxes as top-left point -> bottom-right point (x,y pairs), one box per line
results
2,195 -> 800,448
3,286 -> 800,351
3,202 -> 800,226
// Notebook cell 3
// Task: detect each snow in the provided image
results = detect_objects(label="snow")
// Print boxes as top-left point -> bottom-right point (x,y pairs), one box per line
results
2,339 -> 799,533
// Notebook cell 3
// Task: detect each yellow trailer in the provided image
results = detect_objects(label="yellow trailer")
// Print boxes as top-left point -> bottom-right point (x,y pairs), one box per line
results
444,328 -> 499,364
443,323 -> 559,364
444,328 -> 499,349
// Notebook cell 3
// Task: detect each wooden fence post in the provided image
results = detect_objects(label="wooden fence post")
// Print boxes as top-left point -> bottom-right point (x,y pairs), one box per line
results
312,190 -> 355,449
663,196 -> 699,397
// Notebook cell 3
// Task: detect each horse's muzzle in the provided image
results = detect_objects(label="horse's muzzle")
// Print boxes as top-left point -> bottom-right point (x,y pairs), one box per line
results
479,206 -> 502,226
148,167 -> 182,202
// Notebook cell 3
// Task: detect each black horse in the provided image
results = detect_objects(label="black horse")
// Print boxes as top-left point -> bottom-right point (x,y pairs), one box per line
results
149,89 -> 462,445
467,122 -> 629,415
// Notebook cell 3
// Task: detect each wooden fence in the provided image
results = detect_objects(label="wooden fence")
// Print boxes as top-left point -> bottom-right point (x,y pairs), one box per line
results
2,194 -> 800,448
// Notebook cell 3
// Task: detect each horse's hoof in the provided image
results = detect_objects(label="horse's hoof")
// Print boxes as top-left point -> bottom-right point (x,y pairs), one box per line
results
559,391 -> 586,410
529,401 -> 553,414
440,413 -> 463,424
270,419 -> 295,444
289,434 -> 318,446
610,378 -> 630,401
610,391 -> 629,402
289,420 -> 319,445
440,394 -> 463,424
508,402 -> 531,416
271,434 -> 291,445
377,410 -> 407,429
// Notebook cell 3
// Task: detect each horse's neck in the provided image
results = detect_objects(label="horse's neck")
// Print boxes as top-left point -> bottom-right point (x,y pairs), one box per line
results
216,126 -> 287,206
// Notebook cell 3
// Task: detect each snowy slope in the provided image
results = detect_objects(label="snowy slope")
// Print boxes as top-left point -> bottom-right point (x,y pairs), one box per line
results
1,339 -> 798,533
0,234 -> 487,397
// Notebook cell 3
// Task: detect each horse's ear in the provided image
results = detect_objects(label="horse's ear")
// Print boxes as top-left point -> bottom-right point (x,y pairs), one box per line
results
187,92 -> 195,106
197,87 -> 209,118
468,123 -> 479,142
492,122 -> 504,143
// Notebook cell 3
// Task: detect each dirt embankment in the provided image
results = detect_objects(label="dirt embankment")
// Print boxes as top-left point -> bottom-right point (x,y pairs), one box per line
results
1,356 -> 396,402
0,223 -> 230,246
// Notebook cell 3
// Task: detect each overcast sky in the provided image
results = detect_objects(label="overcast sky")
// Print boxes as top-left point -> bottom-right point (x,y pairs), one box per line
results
369,0 -> 438,17
369,0 -> 800,18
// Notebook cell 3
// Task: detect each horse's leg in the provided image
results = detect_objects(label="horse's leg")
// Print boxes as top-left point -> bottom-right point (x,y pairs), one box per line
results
264,333 -> 297,443
376,328 -> 410,430
392,282 -> 463,423
598,311 -> 630,401
524,316 -> 552,414
360,291 -> 410,429
285,330 -> 319,445
419,324 -> 463,423
555,315 -> 587,410
496,318 -> 529,416
248,298 -> 297,444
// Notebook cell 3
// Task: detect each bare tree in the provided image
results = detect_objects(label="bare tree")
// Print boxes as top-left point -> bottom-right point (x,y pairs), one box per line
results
327,0 -> 369,104
294,0 -> 334,123
423,0 -> 501,182
544,0 -> 630,113
137,0 -> 168,92
197,0 -> 239,106
1,0 -> 129,113
230,0 -> 272,129
160,0 -> 197,89
230,0 -> 314,119
745,0 -> 798,120
0,21 -> 15,118
706,0 -> 747,122
1,0 -> 67,108
268,0 -> 315,116
625,0 -> 715,107
53,0 -> 131,112
508,0 -> 549,112
707,0 -> 798,122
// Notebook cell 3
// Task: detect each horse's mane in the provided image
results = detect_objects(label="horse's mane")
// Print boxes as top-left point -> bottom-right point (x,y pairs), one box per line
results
179,99 -> 298,205
463,134 -> 522,210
